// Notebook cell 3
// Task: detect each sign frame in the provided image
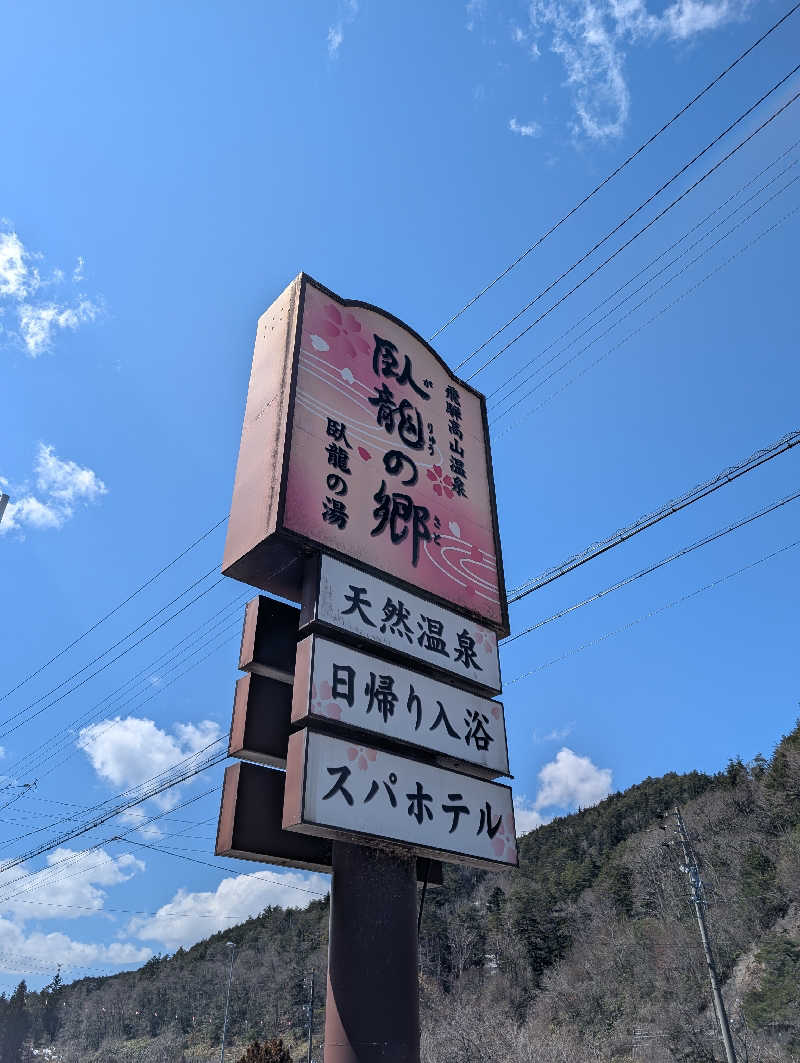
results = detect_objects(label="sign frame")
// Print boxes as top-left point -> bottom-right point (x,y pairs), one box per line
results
292,633 -> 509,778
222,273 -> 510,637
283,729 -> 518,872
300,554 -> 502,695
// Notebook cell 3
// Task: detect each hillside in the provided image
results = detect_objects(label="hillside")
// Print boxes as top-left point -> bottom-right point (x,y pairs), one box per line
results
2,720 -> 798,1063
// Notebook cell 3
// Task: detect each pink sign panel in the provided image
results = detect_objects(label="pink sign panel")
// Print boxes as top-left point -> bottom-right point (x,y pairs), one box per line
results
282,279 -> 506,628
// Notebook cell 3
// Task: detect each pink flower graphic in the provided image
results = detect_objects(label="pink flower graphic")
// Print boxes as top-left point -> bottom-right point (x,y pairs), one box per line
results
347,745 -> 378,771
490,813 -> 517,863
305,301 -> 370,360
474,631 -> 493,656
311,681 -> 342,721
426,465 -> 454,499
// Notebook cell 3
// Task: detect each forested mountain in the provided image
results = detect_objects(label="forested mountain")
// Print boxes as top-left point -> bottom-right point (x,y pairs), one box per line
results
2,721 -> 798,1063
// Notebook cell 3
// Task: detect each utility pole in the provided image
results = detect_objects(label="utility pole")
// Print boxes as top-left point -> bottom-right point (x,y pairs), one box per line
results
673,807 -> 737,1063
219,941 -> 236,1063
306,970 -> 315,1063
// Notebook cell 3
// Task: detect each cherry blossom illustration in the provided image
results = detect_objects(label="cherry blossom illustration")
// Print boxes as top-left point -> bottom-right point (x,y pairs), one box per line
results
311,680 -> 342,721
490,811 -> 518,863
304,300 -> 370,360
426,464 -> 454,499
347,745 -> 378,771
474,630 -> 494,657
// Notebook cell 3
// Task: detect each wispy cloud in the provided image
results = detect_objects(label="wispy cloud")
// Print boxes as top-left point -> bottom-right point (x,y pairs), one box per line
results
466,0 -> 488,32
1,443 -> 107,536
509,116 -> 542,137
0,225 -> 102,356
520,0 -> 752,140
514,746 -> 613,835
533,723 -> 575,742
328,0 -> 359,59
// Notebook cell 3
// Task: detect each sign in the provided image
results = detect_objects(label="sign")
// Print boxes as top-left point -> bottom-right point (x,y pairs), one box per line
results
293,635 -> 509,778
283,730 -> 517,871
222,274 -> 509,635
216,761 -> 443,884
303,555 -> 501,694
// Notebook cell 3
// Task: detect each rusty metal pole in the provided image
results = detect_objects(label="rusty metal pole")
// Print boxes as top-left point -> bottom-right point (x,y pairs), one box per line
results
324,841 -> 419,1063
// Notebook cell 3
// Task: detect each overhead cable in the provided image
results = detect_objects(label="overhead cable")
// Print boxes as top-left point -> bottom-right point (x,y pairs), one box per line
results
507,429 -> 800,601
463,80 -> 800,379
494,202 -> 800,437
505,539 -> 800,685
0,570 -> 226,738
429,1 -> 800,341
487,143 -> 800,408
492,190 -> 800,429
502,488 -> 800,645
0,516 -> 227,704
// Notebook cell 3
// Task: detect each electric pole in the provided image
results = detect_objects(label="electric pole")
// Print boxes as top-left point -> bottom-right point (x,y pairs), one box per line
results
219,941 -> 236,1063
306,971 -> 315,1063
673,807 -> 738,1063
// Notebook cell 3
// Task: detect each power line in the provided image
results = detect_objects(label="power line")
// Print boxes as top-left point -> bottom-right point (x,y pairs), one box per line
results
487,144 -> 800,409
462,80 -> 800,379
0,787 -> 219,902
123,840 -> 329,898
505,538 -> 800,686
494,201 -> 800,438
0,516 -> 227,705
0,570 -> 226,739
492,189 -> 800,429
0,748 -> 226,873
429,1 -> 800,340
502,488 -> 800,646
11,612 -> 243,786
507,429 -> 800,602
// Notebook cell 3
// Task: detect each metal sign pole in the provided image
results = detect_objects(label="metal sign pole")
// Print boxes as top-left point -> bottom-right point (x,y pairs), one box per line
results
324,841 -> 419,1063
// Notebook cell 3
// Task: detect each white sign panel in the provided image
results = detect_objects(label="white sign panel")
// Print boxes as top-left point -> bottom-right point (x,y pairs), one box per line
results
293,635 -> 509,778
305,555 -> 501,694
283,730 -> 517,870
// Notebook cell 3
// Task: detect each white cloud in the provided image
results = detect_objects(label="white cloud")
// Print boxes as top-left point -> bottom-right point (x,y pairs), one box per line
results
129,870 -> 329,951
0,224 -> 101,357
18,299 -> 101,358
0,847 -> 144,924
514,747 -> 612,835
0,495 -> 64,533
0,231 -> 38,299
1,443 -> 107,537
535,747 -> 613,809
509,116 -> 542,137
35,443 -> 107,505
78,716 -> 222,811
513,795 -> 547,834
0,915 -> 150,976
525,0 -> 751,139
328,0 -> 358,58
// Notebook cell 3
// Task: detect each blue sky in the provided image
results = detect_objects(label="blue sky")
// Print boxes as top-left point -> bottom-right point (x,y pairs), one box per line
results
1,0 -> 798,989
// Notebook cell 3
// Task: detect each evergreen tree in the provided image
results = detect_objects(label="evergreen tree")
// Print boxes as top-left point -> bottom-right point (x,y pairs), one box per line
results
0,981 -> 30,1063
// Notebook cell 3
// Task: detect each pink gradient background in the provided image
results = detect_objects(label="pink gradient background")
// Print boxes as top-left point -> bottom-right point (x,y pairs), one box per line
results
283,283 -> 503,626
